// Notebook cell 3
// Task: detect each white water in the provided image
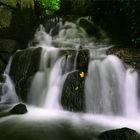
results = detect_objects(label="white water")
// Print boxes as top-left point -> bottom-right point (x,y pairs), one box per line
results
27,21 -> 140,118
1,19 -> 140,134
0,56 -> 19,104
44,57 -> 65,110
1,74 -> 18,104
28,29 -> 66,109
85,54 -> 139,118
124,69 -> 139,118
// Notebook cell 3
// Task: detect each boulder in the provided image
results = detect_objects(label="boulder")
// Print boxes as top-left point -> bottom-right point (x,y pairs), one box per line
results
78,18 -> 101,38
9,47 -> 42,101
98,127 -> 140,140
76,49 -> 89,73
0,38 -> 19,53
107,47 -> 140,69
61,70 -> 85,112
0,39 -> 19,74
0,0 -> 37,46
61,49 -> 89,112
9,103 -> 28,114
61,53 -> 77,74
0,59 -> 6,76
0,5 -> 13,29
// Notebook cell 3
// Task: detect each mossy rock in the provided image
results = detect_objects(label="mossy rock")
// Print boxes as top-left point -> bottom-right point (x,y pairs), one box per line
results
107,47 -> 140,69
0,5 -> 12,29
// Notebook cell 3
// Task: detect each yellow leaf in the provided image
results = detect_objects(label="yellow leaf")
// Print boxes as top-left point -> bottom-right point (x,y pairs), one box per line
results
79,72 -> 85,78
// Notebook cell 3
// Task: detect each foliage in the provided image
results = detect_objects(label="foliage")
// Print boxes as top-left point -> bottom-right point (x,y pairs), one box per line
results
40,0 -> 60,15
6,0 -> 17,7
89,0 -> 140,47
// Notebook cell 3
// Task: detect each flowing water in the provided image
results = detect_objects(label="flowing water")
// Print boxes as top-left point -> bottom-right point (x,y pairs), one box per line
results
0,18 -> 140,139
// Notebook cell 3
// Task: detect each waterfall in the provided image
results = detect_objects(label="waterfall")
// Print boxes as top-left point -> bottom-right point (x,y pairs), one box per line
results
1,18 -> 139,120
1,74 -> 19,104
85,54 -> 139,118
124,69 -> 139,118
0,56 -> 19,104
44,57 -> 65,110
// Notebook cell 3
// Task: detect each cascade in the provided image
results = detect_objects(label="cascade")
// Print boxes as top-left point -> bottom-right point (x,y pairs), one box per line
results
1,74 -> 18,104
85,54 -> 139,118
0,18 -> 139,120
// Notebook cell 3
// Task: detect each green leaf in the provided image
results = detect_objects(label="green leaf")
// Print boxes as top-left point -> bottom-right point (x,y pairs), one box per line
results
40,0 -> 60,15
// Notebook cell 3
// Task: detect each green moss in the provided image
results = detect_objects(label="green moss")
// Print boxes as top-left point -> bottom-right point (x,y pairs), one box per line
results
0,0 -> 17,8
0,6 -> 12,28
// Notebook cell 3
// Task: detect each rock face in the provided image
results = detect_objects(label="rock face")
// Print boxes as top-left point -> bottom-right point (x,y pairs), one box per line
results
98,127 -> 140,140
9,47 -> 42,101
78,18 -> 109,43
0,0 -> 37,43
107,47 -> 140,69
9,103 -> 27,114
0,38 -> 19,70
61,70 -> 85,112
61,49 -> 89,112
0,0 -> 40,85
76,49 -> 89,73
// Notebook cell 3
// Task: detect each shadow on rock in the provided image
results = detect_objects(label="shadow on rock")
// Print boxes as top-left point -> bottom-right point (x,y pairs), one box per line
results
98,127 -> 140,140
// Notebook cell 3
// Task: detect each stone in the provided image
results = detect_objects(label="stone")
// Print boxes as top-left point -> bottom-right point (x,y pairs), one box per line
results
9,103 -> 28,114
61,49 -> 89,112
0,0 -> 17,8
98,127 -> 140,140
0,38 -> 18,53
0,39 -> 19,75
78,18 -> 101,37
61,53 -> 76,74
0,0 -> 37,45
107,47 -> 140,69
76,49 -> 89,73
61,70 -> 85,112
9,47 -> 42,102
0,59 -> 6,76
0,5 -> 12,29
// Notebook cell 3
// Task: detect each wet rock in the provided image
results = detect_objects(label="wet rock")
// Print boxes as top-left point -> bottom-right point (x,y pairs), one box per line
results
9,103 -> 28,114
98,127 -> 140,140
61,53 -> 76,74
0,39 -> 19,74
107,47 -> 140,69
0,59 -> 6,76
61,49 -> 89,112
0,0 -> 37,47
0,0 -> 17,8
61,49 -> 89,74
78,18 -> 101,38
9,47 -> 42,101
0,38 -> 19,53
61,70 -> 85,112
0,5 -> 13,29
78,18 -> 109,43
76,49 -> 89,73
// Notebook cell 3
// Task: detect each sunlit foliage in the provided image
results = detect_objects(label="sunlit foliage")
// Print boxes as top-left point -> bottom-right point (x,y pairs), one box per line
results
40,0 -> 60,15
